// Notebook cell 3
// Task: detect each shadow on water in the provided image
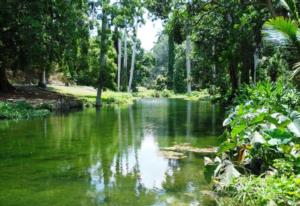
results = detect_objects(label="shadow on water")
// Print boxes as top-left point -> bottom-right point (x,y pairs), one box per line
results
0,98 -> 224,206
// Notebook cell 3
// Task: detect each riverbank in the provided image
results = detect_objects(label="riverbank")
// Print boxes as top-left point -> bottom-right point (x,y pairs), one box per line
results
211,81 -> 300,205
0,85 -> 211,120
0,85 -> 83,120
49,85 -> 211,105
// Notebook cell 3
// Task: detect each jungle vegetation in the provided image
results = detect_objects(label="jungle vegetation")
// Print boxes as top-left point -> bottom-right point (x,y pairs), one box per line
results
1,0 -> 300,205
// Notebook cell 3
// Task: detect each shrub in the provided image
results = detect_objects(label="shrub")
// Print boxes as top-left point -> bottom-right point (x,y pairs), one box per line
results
0,101 -> 50,120
213,81 -> 300,205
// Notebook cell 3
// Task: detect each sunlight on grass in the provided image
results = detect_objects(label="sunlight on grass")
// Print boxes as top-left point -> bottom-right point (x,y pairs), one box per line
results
48,85 -> 135,105
48,85 -> 211,106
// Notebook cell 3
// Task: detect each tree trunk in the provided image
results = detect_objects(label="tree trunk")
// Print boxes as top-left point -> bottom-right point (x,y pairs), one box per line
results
0,66 -> 14,92
212,44 -> 216,94
117,38 -> 122,91
241,40 -> 254,85
122,30 -> 128,91
96,9 -> 108,108
253,47 -> 260,84
38,69 -> 47,88
128,41 -> 136,92
266,0 -> 276,17
168,31 -> 175,90
186,35 -> 192,93
229,59 -> 239,95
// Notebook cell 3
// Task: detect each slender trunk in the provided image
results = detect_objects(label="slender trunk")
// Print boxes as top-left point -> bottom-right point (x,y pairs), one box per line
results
96,9 -> 108,107
266,0 -> 276,17
38,68 -> 47,88
229,59 -> 239,95
168,31 -> 175,90
117,38 -> 122,91
0,65 -> 14,92
128,41 -> 136,92
186,35 -> 192,93
253,47 -> 260,84
123,30 -> 128,91
42,69 -> 46,85
212,44 -> 216,94
241,40 -> 253,85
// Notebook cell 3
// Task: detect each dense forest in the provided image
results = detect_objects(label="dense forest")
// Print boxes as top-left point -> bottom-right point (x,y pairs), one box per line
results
2,0 -> 300,100
1,0 -> 300,205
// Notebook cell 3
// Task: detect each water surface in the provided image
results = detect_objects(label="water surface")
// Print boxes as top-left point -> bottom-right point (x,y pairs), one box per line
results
0,99 -> 224,206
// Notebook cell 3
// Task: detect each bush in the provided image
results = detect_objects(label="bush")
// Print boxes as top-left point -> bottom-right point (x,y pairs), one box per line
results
213,81 -> 300,205
0,101 -> 50,120
222,175 -> 300,206
154,75 -> 168,91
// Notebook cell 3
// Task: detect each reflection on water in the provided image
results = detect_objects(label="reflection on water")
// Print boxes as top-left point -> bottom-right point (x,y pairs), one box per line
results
0,99 -> 224,206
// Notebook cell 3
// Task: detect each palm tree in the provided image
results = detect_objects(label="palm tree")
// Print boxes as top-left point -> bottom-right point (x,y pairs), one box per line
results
262,0 -> 300,79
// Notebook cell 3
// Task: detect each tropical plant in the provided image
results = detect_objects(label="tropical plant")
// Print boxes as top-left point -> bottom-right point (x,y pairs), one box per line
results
214,81 -> 300,205
262,0 -> 300,79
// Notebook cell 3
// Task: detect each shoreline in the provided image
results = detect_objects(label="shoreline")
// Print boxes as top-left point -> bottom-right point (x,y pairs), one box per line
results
0,85 -> 213,120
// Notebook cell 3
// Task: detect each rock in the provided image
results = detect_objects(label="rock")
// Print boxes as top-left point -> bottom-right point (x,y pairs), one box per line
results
204,157 -> 214,166
213,160 -> 240,189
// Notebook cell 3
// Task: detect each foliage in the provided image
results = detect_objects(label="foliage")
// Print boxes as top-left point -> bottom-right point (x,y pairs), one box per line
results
0,101 -> 50,120
233,81 -> 300,111
221,175 -> 300,206
215,81 -> 300,205
257,50 -> 290,82
154,75 -> 168,91
0,0 -> 90,90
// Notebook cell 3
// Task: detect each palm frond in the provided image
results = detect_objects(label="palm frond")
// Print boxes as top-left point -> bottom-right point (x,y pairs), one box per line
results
263,17 -> 300,45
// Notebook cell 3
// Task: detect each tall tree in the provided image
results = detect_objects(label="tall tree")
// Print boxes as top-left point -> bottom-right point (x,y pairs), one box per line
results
96,1 -> 109,107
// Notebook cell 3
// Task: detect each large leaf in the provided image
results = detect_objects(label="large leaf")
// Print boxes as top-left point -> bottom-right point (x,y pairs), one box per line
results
231,124 -> 247,137
288,111 -> 300,137
251,131 -> 265,145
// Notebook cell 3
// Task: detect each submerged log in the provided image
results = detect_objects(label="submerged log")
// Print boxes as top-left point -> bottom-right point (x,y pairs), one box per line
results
160,143 -> 217,156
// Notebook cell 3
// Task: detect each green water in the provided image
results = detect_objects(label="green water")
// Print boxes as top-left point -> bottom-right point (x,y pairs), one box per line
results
0,99 -> 224,206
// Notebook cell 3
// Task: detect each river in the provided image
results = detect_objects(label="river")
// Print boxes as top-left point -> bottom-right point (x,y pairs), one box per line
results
0,99 -> 224,206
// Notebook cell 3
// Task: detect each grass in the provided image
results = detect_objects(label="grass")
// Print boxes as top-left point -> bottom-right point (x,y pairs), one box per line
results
0,85 -> 212,120
218,175 -> 300,206
48,85 -> 212,106
133,87 -> 211,100
48,85 -> 135,105
0,101 -> 50,120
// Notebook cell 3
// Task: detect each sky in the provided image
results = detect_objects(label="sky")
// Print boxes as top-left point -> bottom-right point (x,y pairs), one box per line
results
90,11 -> 163,51
137,15 -> 163,51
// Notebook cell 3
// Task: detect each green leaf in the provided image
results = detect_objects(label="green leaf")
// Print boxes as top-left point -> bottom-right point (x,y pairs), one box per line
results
218,141 -> 236,153
231,124 -> 247,137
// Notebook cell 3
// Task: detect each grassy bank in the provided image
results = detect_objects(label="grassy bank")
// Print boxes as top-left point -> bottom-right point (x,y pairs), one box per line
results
0,101 -> 50,120
0,85 -> 211,120
48,85 -> 135,105
49,85 -> 211,106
